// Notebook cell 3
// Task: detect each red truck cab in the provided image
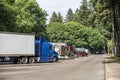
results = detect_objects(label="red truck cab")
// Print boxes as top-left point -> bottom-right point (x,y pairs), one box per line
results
66,46 -> 75,59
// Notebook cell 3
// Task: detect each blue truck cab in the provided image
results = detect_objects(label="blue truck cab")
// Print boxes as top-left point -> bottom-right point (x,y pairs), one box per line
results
35,36 -> 58,62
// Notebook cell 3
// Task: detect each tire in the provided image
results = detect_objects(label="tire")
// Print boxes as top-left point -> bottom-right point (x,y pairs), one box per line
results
1,58 -> 4,62
70,55 -> 74,59
21,57 -> 28,64
52,57 -> 57,62
29,57 -> 35,64
69,55 -> 73,59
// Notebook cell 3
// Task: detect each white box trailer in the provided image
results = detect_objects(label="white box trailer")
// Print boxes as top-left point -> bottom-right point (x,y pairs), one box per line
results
0,32 -> 35,64
0,32 -> 35,56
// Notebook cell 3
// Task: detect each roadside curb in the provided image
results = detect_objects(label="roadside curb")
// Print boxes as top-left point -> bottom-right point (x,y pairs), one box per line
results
104,56 -> 107,80
104,55 -> 112,80
104,55 -> 120,80
103,55 -> 110,80
105,62 -> 108,80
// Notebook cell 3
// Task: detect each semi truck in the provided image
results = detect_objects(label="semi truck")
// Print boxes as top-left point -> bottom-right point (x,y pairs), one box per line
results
51,43 -> 75,59
0,32 -> 58,64
51,43 -> 68,59
66,45 -> 75,59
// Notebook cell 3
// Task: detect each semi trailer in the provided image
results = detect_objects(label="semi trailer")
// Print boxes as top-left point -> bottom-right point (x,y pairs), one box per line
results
0,32 -> 58,64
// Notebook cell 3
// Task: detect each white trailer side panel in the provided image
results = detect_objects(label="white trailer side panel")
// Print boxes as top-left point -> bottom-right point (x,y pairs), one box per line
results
0,33 -> 35,56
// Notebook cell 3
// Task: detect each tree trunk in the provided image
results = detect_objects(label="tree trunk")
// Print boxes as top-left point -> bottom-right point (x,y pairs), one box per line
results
112,2 -> 119,56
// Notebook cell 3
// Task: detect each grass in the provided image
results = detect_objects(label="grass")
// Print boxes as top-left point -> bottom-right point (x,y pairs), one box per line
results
118,60 -> 120,63
116,58 -> 120,63
110,55 -> 120,63
111,56 -> 116,59
105,53 -> 120,63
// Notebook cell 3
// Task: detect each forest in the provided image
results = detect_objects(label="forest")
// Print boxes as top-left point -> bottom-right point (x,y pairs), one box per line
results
0,0 -> 112,53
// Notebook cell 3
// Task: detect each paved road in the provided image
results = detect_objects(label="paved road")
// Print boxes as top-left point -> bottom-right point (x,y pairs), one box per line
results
0,55 -> 104,80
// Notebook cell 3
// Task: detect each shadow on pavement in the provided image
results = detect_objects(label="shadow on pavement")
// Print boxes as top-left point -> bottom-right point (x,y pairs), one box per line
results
0,78 -> 6,80
103,56 -> 114,59
104,60 -> 116,64
102,56 -> 117,64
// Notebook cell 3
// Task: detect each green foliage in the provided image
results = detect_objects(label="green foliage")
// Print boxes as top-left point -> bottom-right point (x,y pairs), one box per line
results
0,0 -> 47,36
74,8 -> 80,22
14,0 -> 35,33
90,0 -> 112,32
107,40 -> 112,53
47,0 -> 111,53
50,12 -> 58,23
47,21 -> 106,52
57,12 -> 63,23
66,0 -> 112,40
65,8 -> 74,22
65,0 -> 98,29
47,22 -> 64,42
50,12 -> 63,23
74,0 -> 92,27
0,0 -> 17,31
110,56 -> 120,63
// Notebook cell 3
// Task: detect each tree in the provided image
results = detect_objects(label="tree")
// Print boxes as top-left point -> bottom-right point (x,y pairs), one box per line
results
90,0 -> 113,53
0,0 -> 47,36
47,21 -> 106,52
49,12 -> 63,23
57,12 -> 63,23
0,0 -> 17,32
90,0 -> 112,31
27,0 -> 48,36
74,8 -> 80,22
77,0 -> 92,27
65,8 -> 74,22
107,40 -> 112,54
14,0 -> 36,33
81,0 -> 88,10
47,22 -> 64,42
70,0 -> 94,27
50,11 -> 58,23
15,0 -> 47,35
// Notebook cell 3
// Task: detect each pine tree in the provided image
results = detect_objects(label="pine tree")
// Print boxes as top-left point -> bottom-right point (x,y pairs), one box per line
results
66,8 -> 74,22
57,12 -> 63,23
50,11 -> 58,23
90,0 -> 112,30
74,8 -> 80,22
80,0 -> 88,10
78,0 -> 91,26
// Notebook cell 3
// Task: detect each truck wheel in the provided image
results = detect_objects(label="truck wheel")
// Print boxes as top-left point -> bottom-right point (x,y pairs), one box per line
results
1,58 -> 4,63
21,57 -> 28,64
70,55 -> 74,59
29,57 -> 35,64
52,57 -> 57,62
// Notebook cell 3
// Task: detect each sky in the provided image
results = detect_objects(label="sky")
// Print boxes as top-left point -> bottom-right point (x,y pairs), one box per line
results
36,0 -> 82,22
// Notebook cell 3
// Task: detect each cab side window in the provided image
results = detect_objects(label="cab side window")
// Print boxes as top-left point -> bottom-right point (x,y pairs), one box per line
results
49,46 -> 52,50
